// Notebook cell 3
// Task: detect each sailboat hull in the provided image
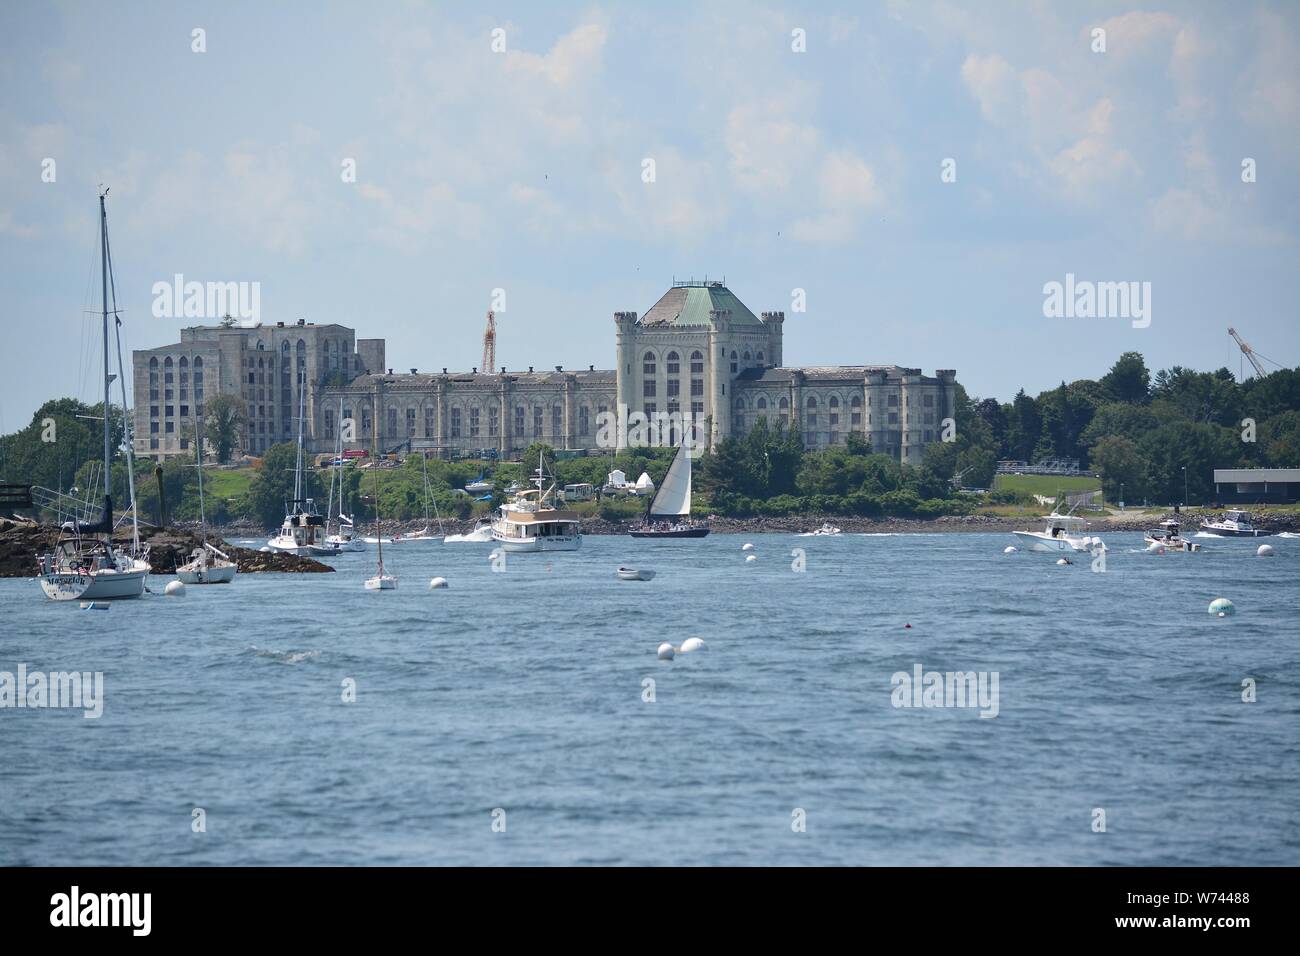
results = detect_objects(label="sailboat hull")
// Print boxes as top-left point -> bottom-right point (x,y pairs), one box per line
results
176,564 -> 237,585
628,527 -> 710,538
40,566 -> 148,601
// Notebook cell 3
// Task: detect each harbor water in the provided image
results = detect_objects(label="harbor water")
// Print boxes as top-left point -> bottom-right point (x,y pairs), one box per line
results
1,532 -> 1296,865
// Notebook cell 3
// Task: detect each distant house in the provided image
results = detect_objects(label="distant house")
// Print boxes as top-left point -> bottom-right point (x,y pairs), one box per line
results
1213,468 -> 1300,504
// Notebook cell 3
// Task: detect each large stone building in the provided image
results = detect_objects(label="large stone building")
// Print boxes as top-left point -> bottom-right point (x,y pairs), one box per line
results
133,281 -> 957,466
131,319 -> 383,461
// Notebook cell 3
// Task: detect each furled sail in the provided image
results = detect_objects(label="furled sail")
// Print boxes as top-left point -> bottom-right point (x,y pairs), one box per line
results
649,444 -> 692,517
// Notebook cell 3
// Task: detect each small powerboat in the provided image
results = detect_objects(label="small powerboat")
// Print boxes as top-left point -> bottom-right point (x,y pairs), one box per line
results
443,518 -> 493,543
617,567 -> 655,581
1012,513 -> 1093,553
801,522 -> 841,536
1144,519 -> 1201,552
1200,510 -> 1271,537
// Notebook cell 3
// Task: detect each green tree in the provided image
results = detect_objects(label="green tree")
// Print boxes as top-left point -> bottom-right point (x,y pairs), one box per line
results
1101,351 -> 1151,404
1089,435 -> 1147,503
204,394 -> 247,464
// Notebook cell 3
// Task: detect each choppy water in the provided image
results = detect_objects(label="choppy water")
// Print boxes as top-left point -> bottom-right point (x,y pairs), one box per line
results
2,532 -> 1297,866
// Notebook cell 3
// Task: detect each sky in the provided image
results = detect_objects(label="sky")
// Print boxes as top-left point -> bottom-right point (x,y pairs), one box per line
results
1,0 -> 1298,432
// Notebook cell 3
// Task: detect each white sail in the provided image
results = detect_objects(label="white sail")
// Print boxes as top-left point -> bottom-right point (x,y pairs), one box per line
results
649,444 -> 692,517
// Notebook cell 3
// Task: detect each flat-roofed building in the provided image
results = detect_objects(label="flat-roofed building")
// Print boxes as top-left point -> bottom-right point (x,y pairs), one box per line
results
1213,467 -> 1300,504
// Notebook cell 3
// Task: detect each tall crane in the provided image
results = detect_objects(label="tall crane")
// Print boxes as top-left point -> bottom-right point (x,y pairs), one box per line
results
1228,327 -> 1268,379
481,310 -> 496,373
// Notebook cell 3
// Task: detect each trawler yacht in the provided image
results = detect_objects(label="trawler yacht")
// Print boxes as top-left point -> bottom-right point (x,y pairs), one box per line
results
490,453 -> 581,552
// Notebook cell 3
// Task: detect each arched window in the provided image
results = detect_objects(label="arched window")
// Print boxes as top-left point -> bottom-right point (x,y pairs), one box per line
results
806,396 -> 818,408
193,356 -> 202,368
150,357 -> 159,369
743,351 -> 751,361
729,350 -> 738,374
778,397 -> 789,410
164,356 -> 173,368
690,350 -> 704,374
282,341 -> 290,352
643,351 -> 656,375
297,338 -> 306,352
829,396 -> 839,408
757,397 -> 767,409
756,350 -> 764,363
666,351 -> 680,374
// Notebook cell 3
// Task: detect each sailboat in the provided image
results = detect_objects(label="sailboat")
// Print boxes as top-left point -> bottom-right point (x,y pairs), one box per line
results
403,455 -> 443,541
324,396 -> 365,552
364,464 -> 397,589
39,192 -> 152,601
267,370 -> 339,556
176,412 -> 237,584
628,442 -> 709,538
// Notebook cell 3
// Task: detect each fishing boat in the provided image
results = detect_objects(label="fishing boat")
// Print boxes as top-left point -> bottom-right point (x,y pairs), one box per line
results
489,452 -> 582,551
364,456 -> 397,590
1011,513 -> 1094,553
1199,510 -> 1271,538
267,375 -> 339,556
628,442 -> 709,538
176,415 -> 238,583
324,396 -> 365,552
1144,519 -> 1201,553
39,192 -> 151,601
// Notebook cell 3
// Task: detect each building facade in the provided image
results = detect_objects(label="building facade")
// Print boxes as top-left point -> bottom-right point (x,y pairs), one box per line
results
131,319 -> 383,461
133,281 -> 957,466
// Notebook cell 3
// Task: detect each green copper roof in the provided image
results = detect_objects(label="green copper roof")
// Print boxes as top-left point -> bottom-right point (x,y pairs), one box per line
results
641,283 -> 763,327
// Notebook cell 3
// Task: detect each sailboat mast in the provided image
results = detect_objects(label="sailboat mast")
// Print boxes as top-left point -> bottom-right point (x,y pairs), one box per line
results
100,191 -> 110,498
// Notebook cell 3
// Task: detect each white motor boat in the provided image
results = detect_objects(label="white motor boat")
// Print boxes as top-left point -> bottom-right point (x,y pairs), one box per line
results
326,516 -> 366,552
616,567 -> 655,581
801,522 -> 841,536
444,518 -> 493,543
1200,510 -> 1271,538
1143,519 -> 1201,553
1012,513 -> 1094,553
490,452 -> 582,552
176,543 -> 238,584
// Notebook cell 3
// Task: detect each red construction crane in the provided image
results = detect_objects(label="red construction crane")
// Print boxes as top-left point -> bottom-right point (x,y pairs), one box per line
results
481,310 -> 496,373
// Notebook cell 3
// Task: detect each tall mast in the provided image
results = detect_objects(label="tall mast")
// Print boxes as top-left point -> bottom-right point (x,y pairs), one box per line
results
100,191 -> 110,497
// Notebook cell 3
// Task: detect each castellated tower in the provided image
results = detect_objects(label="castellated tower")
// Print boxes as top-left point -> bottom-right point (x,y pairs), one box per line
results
759,311 -> 784,367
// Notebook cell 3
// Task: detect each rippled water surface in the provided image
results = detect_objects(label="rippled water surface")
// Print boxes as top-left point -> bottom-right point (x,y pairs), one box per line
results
2,532 -> 1297,865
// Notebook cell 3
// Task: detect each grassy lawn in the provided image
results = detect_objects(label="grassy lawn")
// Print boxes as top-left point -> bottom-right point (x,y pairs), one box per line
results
993,473 -> 1102,498
201,468 -> 253,500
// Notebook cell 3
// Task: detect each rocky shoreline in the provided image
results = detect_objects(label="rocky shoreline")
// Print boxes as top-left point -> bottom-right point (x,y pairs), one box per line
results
190,507 -> 1300,539
0,520 -> 333,577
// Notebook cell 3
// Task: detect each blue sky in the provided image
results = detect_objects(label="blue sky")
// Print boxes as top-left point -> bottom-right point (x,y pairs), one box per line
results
2,0 -> 1298,432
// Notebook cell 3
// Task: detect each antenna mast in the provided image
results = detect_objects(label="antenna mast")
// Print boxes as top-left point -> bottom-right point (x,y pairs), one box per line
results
481,310 -> 496,372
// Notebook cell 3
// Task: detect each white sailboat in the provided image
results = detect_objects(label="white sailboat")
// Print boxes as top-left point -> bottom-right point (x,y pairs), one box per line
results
267,372 -> 339,556
176,412 -> 237,584
324,396 -> 365,552
39,191 -> 151,601
403,455 -> 444,541
627,442 -> 709,538
364,461 -> 397,589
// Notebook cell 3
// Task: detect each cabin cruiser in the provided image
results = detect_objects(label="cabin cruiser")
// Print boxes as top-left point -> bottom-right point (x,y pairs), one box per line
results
1011,513 -> 1096,553
1200,510 -> 1271,537
1144,519 -> 1201,553
268,498 -> 340,556
490,453 -> 582,552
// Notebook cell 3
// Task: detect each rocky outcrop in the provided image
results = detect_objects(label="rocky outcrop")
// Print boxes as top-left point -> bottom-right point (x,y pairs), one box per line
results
0,520 -> 332,577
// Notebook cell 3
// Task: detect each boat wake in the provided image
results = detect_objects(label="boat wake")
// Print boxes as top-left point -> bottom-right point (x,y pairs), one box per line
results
247,646 -> 321,665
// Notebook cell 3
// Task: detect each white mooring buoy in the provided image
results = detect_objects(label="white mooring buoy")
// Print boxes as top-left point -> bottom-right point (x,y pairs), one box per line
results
741,542 -> 755,551
1003,546 -> 1017,554
657,642 -> 675,661
428,576 -> 449,589
1257,544 -> 1274,557
1208,597 -> 1234,617
164,580 -> 186,597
